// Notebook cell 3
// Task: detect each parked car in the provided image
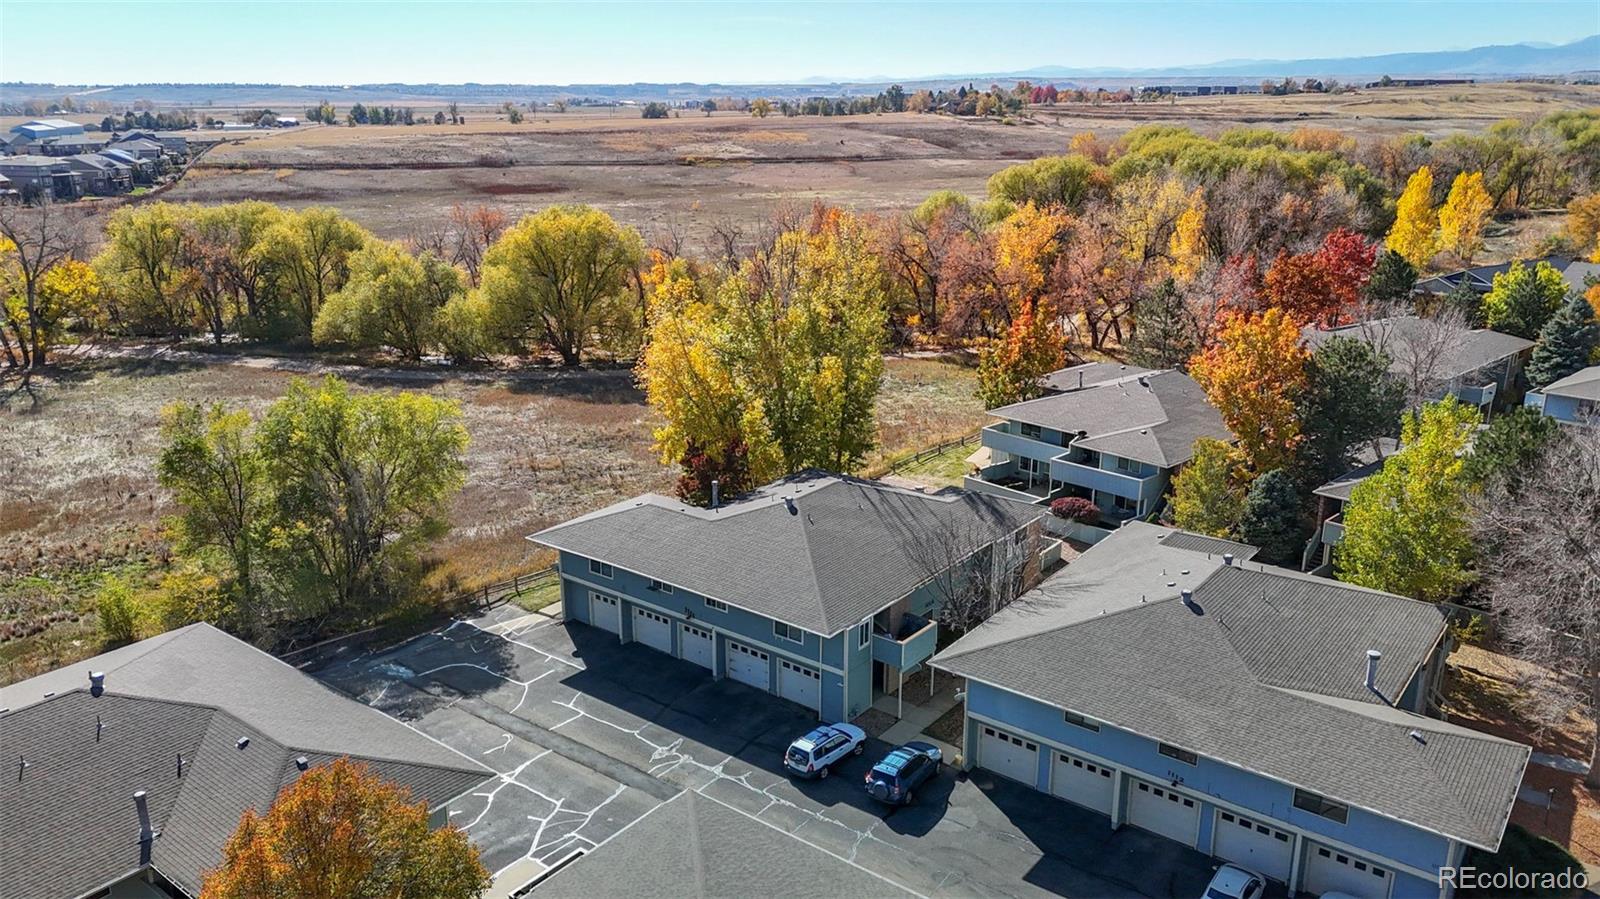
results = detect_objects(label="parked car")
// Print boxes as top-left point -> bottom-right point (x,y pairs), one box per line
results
863,741 -> 941,805
1201,864 -> 1266,899
783,723 -> 866,779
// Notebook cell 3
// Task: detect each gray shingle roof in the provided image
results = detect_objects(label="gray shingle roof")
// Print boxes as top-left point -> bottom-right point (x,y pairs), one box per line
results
532,472 -> 1043,635
537,790 -> 916,899
0,624 -> 491,899
990,369 -> 1231,468
1313,439 -> 1400,502
1040,361 -> 1157,393
934,524 -> 1528,851
1539,365 -> 1600,401
1303,317 -> 1535,382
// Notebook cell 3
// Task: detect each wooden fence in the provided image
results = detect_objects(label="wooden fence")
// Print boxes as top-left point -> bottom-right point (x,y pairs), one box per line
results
872,431 -> 982,478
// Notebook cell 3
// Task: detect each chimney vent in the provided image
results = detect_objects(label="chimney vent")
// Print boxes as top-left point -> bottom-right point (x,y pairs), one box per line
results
1408,729 -> 1427,745
1364,649 -> 1382,693
1077,370 -> 1084,389
134,790 -> 154,842
1180,589 -> 1196,610
1223,553 -> 1234,566
236,737 -> 250,750
89,671 -> 106,696
295,756 -> 310,771
710,479 -> 720,509
783,496 -> 798,515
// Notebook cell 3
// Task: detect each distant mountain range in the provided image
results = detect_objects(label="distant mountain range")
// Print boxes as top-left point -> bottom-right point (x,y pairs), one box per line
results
3,35 -> 1595,107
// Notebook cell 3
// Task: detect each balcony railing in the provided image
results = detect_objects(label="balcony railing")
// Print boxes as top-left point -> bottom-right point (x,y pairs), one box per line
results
1321,515 -> 1345,546
871,615 -> 939,670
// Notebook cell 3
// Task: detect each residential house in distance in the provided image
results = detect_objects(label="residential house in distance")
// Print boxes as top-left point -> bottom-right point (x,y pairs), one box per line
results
0,623 -> 490,899
964,362 -> 1232,535
1526,364 -> 1600,425
1305,438 -> 1399,572
532,471 -> 1046,722
0,174 -> 17,202
36,133 -> 109,156
64,153 -> 134,195
933,522 -> 1529,899
1415,255 -> 1597,300
1303,316 -> 1535,419
0,155 -> 82,201
101,146 -> 158,183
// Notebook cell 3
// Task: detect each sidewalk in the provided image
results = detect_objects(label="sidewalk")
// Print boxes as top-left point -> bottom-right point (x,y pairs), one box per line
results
873,675 -> 963,761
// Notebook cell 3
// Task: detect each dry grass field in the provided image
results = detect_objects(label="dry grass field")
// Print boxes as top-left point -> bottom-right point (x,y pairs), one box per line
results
0,353 -> 983,682
157,83 -> 1600,245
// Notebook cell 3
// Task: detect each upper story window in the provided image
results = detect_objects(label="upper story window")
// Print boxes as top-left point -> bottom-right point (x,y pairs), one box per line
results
1114,455 -> 1139,473
647,579 -> 673,593
857,622 -> 872,649
1293,788 -> 1349,824
1019,422 -> 1043,440
1064,710 -> 1100,732
588,559 -> 613,579
1158,742 -> 1197,766
704,597 -> 728,612
774,621 -> 805,644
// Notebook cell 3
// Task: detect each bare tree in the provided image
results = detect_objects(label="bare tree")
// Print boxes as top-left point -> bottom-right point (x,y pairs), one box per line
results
0,201 -> 86,397
1358,305 -> 1470,412
1474,422 -> 1600,787
900,508 -> 1044,635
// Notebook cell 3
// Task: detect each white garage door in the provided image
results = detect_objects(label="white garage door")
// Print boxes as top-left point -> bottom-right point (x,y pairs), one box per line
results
978,725 -> 1039,787
588,592 -> 620,635
778,659 -> 822,711
726,641 -> 770,690
632,607 -> 673,654
1127,779 -> 1200,846
1303,843 -> 1394,899
1213,810 -> 1294,884
1050,750 -> 1115,815
680,623 -> 714,670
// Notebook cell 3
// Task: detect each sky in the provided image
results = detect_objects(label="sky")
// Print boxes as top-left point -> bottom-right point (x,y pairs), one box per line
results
2,1 -> 1597,86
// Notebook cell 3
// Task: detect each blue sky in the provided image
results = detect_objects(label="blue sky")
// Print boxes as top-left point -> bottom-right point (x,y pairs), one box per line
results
2,1 -> 1596,85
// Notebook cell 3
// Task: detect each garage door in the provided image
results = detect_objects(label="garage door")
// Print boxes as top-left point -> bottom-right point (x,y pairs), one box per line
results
725,641 -> 770,690
680,623 -> 714,670
1303,843 -> 1394,899
778,659 -> 822,711
1127,779 -> 1199,846
978,725 -> 1039,787
1050,750 -> 1114,815
588,592 -> 620,635
1213,810 -> 1293,884
632,607 -> 673,654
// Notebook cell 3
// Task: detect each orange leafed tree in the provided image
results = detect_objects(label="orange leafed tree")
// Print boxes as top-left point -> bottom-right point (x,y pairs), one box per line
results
1189,308 -> 1309,476
201,757 -> 490,899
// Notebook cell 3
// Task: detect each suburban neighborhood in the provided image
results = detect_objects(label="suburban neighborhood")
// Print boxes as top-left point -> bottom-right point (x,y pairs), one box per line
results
3,6 -> 1600,899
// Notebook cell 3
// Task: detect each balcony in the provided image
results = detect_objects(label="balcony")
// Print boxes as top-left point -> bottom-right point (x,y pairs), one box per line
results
1048,457 -> 1161,503
1455,381 -> 1497,408
872,614 -> 939,671
1321,514 -> 1345,546
980,423 -> 1064,462
963,475 -> 1053,504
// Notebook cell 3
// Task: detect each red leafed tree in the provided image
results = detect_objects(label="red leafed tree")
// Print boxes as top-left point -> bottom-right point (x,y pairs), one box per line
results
1263,228 -> 1377,327
1313,227 -> 1378,315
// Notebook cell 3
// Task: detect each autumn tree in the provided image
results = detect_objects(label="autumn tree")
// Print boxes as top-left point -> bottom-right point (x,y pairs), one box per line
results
97,202 -> 196,336
1189,308 -> 1309,475
986,155 -> 1101,212
201,757 -> 489,899
976,301 -> 1065,408
1385,165 -> 1438,269
253,207 -> 370,339
1169,437 -> 1244,537
1167,186 -> 1208,285
1564,192 -> 1600,261
1525,291 -> 1600,390
478,205 -> 644,365
314,241 -> 464,359
1438,170 -> 1494,265
0,201 -> 87,375
1336,397 -> 1480,602
1483,259 -> 1569,339
881,190 -> 973,333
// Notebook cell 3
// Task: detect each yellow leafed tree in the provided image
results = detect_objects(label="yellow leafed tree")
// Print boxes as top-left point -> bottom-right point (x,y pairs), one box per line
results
1438,171 -> 1493,265
1385,166 -> 1438,270
1168,187 -> 1208,284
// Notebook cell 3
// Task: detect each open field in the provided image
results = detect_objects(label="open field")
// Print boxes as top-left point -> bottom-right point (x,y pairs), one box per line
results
0,352 -> 984,683
151,83 -> 1600,245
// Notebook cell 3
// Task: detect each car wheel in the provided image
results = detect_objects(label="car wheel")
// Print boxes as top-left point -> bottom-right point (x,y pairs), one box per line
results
819,765 -> 830,779
853,744 -> 864,756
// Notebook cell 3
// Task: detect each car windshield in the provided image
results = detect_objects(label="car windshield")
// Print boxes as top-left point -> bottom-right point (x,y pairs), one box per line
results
1206,888 -> 1238,899
786,747 -> 811,766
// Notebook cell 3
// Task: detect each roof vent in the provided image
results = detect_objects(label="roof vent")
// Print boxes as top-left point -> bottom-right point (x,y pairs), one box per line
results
236,737 -> 250,750
783,496 -> 798,515
1408,729 -> 1427,746
89,671 -> 106,697
135,790 -> 155,843
1223,553 -> 1234,567
1364,649 -> 1382,694
710,479 -> 721,509
295,756 -> 310,771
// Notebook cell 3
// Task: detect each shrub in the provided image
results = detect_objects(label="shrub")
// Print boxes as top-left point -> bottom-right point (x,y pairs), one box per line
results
1049,497 -> 1100,523
1460,824 -> 1584,898
96,577 -> 143,645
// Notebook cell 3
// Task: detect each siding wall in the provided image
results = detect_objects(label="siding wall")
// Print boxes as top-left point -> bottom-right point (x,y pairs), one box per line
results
964,681 -> 1457,898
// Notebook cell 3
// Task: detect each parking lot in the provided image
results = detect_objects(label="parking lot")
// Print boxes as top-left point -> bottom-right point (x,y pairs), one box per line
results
308,603 -> 1217,898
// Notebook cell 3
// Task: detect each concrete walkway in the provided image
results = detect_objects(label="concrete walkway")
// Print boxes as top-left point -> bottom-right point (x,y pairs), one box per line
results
875,679 -> 963,761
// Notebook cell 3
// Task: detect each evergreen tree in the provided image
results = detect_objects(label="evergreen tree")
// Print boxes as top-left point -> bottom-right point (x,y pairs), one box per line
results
1462,405 -> 1559,496
1366,249 -> 1417,307
1441,280 -> 1484,327
1239,469 -> 1305,565
1526,292 -> 1600,389
1297,336 -> 1405,486
1483,260 -> 1568,339
1128,278 -> 1196,370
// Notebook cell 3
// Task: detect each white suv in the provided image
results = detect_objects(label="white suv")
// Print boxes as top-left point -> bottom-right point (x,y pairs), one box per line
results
783,723 -> 867,779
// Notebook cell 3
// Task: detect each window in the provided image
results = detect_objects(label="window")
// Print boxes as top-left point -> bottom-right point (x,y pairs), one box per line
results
1064,710 -> 1100,732
857,622 -> 871,649
1158,742 -> 1197,765
1293,788 -> 1349,824
1112,494 -> 1139,513
774,621 -> 804,643
1114,455 -> 1139,473
647,579 -> 673,593
1019,422 -> 1043,439
704,597 -> 728,612
1019,456 -> 1045,476
588,559 -> 613,579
